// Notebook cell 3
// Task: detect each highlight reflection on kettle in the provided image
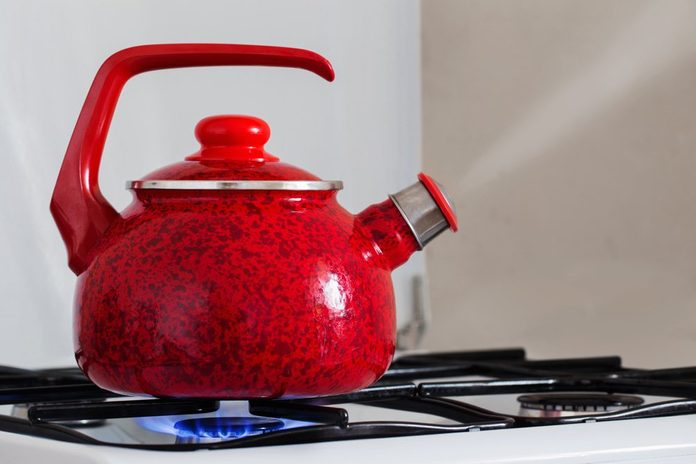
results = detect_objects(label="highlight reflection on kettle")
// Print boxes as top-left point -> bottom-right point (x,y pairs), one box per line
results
51,44 -> 457,399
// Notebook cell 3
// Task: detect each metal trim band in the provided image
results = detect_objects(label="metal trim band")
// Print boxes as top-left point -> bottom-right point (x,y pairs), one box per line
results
126,180 -> 343,191
388,194 -> 424,250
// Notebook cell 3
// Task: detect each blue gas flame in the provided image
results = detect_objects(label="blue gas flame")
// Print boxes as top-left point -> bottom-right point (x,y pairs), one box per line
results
137,401 -> 312,440
174,417 -> 284,439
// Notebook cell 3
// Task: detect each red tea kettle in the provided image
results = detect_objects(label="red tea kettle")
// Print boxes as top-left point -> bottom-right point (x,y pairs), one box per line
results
51,44 -> 457,399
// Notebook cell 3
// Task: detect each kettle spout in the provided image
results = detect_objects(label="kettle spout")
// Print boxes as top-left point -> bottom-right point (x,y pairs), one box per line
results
355,173 -> 458,270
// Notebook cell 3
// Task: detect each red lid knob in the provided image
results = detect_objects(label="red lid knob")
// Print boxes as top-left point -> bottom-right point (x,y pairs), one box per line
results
187,115 -> 278,162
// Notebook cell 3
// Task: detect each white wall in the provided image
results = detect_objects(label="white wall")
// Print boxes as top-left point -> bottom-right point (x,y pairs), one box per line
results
0,0 -> 422,367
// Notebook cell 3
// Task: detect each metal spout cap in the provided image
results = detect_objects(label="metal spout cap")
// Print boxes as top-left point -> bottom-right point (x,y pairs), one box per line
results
389,173 -> 458,248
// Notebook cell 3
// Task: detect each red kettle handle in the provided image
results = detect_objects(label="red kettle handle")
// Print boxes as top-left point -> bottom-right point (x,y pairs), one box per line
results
50,44 -> 335,275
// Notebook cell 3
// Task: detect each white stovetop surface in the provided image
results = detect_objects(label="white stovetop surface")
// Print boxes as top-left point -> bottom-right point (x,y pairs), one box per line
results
3,414 -> 696,464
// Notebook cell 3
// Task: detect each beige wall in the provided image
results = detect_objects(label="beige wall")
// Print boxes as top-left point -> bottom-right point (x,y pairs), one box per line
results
422,0 -> 696,366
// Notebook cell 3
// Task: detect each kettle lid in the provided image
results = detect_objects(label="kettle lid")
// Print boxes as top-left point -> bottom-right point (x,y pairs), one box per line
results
126,114 -> 342,191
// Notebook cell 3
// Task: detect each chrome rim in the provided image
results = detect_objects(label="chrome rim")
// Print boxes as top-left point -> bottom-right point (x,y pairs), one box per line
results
126,180 -> 343,191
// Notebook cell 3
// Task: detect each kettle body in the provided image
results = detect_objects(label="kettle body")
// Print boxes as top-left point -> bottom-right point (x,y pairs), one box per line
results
52,44 -> 457,398
76,189 -> 408,398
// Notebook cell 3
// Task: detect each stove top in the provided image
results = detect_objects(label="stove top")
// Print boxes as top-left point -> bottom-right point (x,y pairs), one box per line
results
3,348 -> 696,463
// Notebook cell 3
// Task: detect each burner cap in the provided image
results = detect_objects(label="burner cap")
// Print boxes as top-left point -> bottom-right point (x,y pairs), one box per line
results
174,416 -> 284,440
518,393 -> 644,417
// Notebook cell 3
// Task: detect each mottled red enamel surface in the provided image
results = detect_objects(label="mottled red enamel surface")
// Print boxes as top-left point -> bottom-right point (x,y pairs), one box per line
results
74,188 -> 418,398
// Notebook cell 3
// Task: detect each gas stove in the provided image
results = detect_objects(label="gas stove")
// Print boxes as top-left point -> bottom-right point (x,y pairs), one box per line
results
2,348 -> 696,463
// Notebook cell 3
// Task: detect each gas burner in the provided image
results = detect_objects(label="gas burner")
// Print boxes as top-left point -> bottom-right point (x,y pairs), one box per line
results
517,393 -> 644,417
174,417 -> 286,444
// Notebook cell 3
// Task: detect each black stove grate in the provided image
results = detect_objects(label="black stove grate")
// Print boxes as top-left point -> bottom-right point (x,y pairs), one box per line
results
2,348 -> 696,450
